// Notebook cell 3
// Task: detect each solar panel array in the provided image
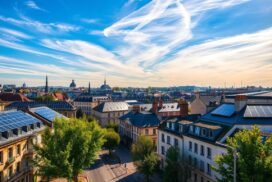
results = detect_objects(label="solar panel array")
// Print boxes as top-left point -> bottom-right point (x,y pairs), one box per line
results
0,111 -> 41,132
211,104 -> 235,117
31,107 -> 63,122
244,105 -> 272,118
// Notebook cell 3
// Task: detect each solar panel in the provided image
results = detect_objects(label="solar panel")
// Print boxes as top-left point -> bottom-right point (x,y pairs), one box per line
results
211,104 -> 235,117
0,111 -> 41,132
244,105 -> 272,118
31,107 -> 64,122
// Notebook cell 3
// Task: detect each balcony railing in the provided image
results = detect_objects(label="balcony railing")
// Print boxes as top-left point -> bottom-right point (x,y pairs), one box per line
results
5,156 -> 15,166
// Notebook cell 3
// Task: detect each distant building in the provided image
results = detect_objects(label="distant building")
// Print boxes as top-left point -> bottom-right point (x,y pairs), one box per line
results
5,101 -> 76,118
74,95 -> 109,116
45,75 -> 48,93
92,102 -> 129,126
69,80 -> 76,88
0,110 -> 46,181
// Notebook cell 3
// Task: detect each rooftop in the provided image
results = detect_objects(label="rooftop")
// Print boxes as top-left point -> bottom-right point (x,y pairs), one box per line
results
93,102 -> 129,112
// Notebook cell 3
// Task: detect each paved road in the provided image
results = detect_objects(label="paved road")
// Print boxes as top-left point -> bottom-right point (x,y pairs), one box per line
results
84,154 -> 115,182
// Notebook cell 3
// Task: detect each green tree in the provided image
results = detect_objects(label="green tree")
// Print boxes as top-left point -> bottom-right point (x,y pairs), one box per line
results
35,95 -> 55,102
103,130 -> 120,155
163,146 -> 182,182
214,126 -> 272,182
105,123 -> 119,133
33,117 -> 105,182
132,136 -> 159,182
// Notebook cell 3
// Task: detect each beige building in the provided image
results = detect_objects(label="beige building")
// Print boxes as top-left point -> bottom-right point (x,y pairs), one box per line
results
0,110 -> 45,182
92,102 -> 129,127
190,93 -> 222,115
73,96 -> 109,116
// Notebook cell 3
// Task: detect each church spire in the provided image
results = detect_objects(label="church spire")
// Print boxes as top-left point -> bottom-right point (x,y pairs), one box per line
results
88,81 -> 91,94
104,75 -> 106,85
45,75 -> 48,93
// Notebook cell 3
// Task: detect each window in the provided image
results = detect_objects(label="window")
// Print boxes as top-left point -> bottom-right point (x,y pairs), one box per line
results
0,151 -> 2,164
189,125 -> 194,132
209,130 -> 213,138
207,163 -> 211,175
193,157 -> 198,167
8,147 -> 13,159
194,143 -> 198,154
17,144 -> 21,156
161,146 -> 165,155
153,129 -> 156,135
202,128 -> 206,136
201,177 -> 204,182
195,127 -> 200,135
145,129 -> 149,135
16,162 -> 20,173
174,138 -> 178,147
171,123 -> 175,130
194,173 -> 197,182
188,155 -> 192,165
200,145 -> 204,156
189,141 -> 192,151
207,147 -> 212,159
200,160 -> 205,172
8,166 -> 13,177
167,136 -> 171,144
166,122 -> 170,129
179,125 -> 183,133
161,133 -> 165,143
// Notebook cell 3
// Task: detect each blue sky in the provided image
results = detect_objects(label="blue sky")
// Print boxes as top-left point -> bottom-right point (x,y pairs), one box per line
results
0,0 -> 271,87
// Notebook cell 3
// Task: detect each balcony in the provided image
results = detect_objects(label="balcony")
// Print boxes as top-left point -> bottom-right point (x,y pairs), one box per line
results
5,156 -> 15,167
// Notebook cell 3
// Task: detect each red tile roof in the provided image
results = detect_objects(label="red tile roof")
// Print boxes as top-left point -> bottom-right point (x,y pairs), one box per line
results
52,92 -> 69,101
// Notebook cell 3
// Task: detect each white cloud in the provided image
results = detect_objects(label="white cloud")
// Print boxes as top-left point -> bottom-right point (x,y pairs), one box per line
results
0,27 -> 32,39
0,15 -> 79,34
25,0 -> 47,12
81,18 -> 99,24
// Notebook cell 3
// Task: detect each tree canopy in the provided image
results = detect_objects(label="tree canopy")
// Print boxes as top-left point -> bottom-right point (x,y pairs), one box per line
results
132,136 -> 159,182
163,146 -> 182,182
105,123 -> 119,133
103,130 -> 120,155
214,126 -> 272,182
33,117 -> 105,182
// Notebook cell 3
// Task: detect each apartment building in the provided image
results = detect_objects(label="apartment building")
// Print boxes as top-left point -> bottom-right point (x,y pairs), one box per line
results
157,95 -> 272,182
0,110 -> 45,182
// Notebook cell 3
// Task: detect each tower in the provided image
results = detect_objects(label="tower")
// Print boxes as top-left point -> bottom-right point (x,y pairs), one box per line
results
88,81 -> 91,94
45,75 -> 48,93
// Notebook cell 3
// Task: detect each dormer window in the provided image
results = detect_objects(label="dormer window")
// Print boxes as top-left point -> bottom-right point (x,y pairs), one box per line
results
209,130 -> 213,138
195,127 -> 200,135
171,123 -> 175,130
179,125 -> 183,133
166,122 -> 170,129
189,125 -> 194,133
202,128 -> 207,137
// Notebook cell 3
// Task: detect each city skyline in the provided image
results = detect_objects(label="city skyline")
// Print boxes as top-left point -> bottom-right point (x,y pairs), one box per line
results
0,0 -> 272,87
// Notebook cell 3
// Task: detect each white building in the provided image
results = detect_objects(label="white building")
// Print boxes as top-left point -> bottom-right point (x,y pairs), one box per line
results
157,95 -> 272,182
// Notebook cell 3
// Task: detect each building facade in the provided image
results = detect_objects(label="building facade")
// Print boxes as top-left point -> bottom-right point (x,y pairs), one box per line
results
0,110 -> 45,182
92,102 -> 129,126
73,95 -> 109,116
157,95 -> 272,182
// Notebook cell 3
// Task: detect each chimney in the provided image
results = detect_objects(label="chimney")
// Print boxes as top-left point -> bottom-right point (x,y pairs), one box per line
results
159,99 -> 163,108
132,105 -> 140,113
179,99 -> 189,116
152,99 -> 158,114
195,92 -> 200,99
235,95 -> 247,112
